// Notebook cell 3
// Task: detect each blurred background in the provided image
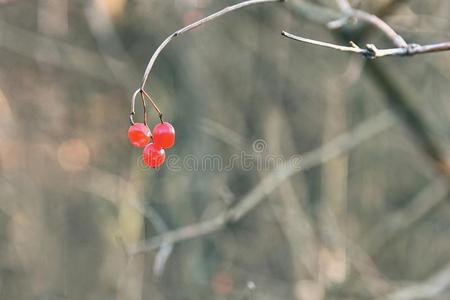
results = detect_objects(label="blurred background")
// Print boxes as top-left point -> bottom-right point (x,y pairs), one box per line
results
1,0 -> 450,299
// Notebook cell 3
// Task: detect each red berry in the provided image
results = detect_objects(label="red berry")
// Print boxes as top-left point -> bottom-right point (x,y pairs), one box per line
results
142,143 -> 165,168
128,123 -> 151,147
153,122 -> 175,149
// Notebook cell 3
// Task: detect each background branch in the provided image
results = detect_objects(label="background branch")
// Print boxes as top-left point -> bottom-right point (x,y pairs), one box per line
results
129,111 -> 396,254
385,262 -> 450,300
2,0 -> 450,298
365,176 -> 450,255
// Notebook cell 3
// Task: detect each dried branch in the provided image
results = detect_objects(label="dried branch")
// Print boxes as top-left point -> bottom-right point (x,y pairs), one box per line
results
284,0 -> 450,178
128,111 -> 396,255
281,31 -> 450,58
139,0 -> 283,90
350,10 -> 407,47
131,0 -> 284,124
357,0 -> 412,40
329,0 -> 408,47
284,0 -> 450,58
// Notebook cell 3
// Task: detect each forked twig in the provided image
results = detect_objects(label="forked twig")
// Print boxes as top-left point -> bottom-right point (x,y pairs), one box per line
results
281,31 -> 450,59
141,90 -> 163,123
130,89 -> 162,125
283,0 -> 450,59
330,0 -> 408,48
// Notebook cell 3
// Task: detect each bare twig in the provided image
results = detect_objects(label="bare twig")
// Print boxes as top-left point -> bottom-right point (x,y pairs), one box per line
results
347,10 -> 407,47
314,11 -> 445,171
131,0 -> 284,123
128,111 -> 396,255
141,90 -> 162,123
139,0 -> 284,91
330,0 -> 408,48
284,0 -> 450,178
358,0 -> 412,40
282,31 -> 365,54
284,0 -> 450,59
281,31 -> 450,58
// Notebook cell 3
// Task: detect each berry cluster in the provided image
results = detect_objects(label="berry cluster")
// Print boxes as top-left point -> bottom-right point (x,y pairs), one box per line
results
128,121 -> 175,168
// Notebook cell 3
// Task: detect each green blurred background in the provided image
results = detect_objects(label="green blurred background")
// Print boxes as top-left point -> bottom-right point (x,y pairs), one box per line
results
0,0 -> 450,299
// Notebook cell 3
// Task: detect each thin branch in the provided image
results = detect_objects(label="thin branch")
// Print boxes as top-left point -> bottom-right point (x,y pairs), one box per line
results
330,9 -> 449,169
357,0 -> 412,41
350,10 -> 407,47
131,0 -> 284,124
282,31 -> 366,54
281,31 -> 450,58
226,111 -> 394,222
139,0 -> 284,91
285,0 -> 450,59
128,111 -> 396,255
330,0 -> 408,48
129,214 -> 227,255
141,90 -> 163,122
129,201 -> 173,277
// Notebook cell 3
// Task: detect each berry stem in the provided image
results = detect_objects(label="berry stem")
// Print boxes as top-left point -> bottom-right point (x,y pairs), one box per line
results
141,89 -> 163,122
139,90 -> 148,126
130,88 -> 162,125
129,89 -> 141,125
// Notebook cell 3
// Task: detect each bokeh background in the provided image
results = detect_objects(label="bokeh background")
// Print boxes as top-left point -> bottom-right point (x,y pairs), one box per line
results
1,0 -> 450,299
